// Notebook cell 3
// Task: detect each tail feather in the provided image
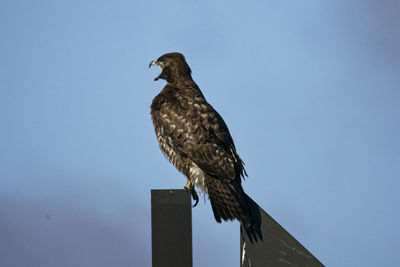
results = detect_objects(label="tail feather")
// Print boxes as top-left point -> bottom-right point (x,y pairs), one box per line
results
207,176 -> 236,222
205,175 -> 263,243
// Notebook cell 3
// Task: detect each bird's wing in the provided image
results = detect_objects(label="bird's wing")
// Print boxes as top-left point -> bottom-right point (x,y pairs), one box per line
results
157,87 -> 245,182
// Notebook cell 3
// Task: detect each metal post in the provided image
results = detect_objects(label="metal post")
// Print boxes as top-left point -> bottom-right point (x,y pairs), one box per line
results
151,189 -> 192,267
240,196 -> 324,267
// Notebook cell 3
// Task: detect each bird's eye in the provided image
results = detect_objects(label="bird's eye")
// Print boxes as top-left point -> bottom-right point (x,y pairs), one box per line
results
158,59 -> 167,65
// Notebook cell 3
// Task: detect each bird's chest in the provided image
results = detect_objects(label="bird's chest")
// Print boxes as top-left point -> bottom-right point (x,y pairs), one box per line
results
151,94 -> 193,149
151,102 -> 187,170
155,128 -> 177,161
150,90 -> 209,193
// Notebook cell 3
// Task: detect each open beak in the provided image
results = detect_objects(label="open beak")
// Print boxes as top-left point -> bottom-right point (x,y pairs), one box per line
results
149,60 -> 162,81
149,60 -> 159,68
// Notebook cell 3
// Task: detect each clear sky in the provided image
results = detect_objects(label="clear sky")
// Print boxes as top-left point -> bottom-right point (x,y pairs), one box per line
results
1,1 -> 399,266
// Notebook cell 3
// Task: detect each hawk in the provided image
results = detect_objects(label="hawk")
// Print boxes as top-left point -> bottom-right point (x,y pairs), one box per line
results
149,52 -> 261,241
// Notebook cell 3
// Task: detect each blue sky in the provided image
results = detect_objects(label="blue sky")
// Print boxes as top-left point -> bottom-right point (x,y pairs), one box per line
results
1,1 -> 399,266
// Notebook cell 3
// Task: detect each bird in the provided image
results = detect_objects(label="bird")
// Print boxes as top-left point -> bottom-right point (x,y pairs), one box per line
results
149,52 -> 261,241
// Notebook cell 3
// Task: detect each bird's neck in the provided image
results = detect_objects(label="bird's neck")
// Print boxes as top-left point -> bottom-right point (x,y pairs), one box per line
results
166,72 -> 197,86
165,79 -> 204,97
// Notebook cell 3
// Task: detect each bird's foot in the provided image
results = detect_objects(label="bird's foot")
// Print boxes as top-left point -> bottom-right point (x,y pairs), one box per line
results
184,182 -> 199,207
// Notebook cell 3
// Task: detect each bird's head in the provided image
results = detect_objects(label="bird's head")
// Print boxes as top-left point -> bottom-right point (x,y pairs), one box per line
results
149,52 -> 192,84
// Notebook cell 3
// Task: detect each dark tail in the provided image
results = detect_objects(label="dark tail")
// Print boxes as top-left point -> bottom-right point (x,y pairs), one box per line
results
206,175 -> 263,243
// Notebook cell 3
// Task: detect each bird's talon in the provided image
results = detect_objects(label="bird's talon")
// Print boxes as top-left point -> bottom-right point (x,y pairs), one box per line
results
184,185 -> 199,207
192,191 -> 199,207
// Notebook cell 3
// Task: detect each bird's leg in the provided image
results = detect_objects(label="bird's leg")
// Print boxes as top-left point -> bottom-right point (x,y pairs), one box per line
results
184,180 -> 199,207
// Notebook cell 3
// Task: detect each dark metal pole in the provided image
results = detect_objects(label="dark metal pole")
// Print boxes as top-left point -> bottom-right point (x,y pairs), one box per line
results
240,196 -> 324,267
151,189 -> 192,267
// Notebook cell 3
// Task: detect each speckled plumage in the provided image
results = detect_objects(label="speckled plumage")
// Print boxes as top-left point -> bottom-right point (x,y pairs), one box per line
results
149,52 -> 256,229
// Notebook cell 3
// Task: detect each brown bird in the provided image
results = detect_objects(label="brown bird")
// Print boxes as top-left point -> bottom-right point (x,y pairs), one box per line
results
149,52 -> 261,241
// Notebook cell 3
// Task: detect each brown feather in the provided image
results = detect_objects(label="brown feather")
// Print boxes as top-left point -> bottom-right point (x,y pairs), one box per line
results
150,52 -> 261,241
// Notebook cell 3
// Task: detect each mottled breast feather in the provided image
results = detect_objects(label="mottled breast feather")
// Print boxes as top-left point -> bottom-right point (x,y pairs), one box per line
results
151,85 -> 246,188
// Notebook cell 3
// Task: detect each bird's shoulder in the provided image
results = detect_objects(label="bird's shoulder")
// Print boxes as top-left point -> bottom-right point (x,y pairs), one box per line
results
151,84 -> 207,113
150,84 -> 235,141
